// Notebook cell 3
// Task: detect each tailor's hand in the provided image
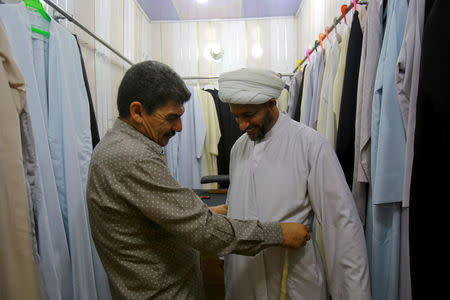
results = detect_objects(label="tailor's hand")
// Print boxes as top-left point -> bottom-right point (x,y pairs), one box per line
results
209,204 -> 228,215
280,223 -> 311,249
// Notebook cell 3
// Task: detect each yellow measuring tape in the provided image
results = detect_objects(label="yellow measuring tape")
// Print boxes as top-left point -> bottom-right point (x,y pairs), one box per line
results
280,249 -> 289,300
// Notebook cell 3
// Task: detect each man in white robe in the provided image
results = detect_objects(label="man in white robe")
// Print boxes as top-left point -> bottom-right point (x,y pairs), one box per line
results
219,68 -> 371,300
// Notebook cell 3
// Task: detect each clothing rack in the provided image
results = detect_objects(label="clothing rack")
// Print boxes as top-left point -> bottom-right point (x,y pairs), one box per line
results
292,0 -> 368,73
183,74 -> 294,80
42,0 -> 134,66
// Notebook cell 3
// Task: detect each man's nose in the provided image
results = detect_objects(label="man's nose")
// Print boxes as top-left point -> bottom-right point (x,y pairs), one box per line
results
238,120 -> 249,131
173,118 -> 182,132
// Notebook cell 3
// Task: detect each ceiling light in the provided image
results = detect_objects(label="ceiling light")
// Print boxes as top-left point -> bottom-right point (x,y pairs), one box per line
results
197,0 -> 208,4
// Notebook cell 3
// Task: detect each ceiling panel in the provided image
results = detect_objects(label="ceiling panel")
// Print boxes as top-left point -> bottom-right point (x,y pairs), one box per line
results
136,0 -> 303,21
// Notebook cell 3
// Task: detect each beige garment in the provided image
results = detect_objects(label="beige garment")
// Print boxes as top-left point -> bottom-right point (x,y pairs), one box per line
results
317,40 -> 332,136
196,88 -> 221,190
277,88 -> 289,113
0,22 -> 41,300
329,25 -> 350,148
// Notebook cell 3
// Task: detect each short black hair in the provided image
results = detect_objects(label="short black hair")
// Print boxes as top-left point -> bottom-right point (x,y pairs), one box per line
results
117,60 -> 191,118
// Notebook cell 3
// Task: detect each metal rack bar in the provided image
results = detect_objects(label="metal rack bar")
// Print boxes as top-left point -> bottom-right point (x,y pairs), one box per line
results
292,0 -> 368,73
182,73 -> 294,80
42,0 -> 135,66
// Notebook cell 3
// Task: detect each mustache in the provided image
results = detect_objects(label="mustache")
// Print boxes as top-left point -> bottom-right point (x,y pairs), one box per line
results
245,125 -> 257,131
165,131 -> 176,138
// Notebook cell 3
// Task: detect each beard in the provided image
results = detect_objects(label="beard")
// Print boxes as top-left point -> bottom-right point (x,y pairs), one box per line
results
247,110 -> 274,142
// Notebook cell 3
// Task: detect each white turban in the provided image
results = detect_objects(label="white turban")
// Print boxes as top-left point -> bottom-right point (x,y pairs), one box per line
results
218,68 -> 284,104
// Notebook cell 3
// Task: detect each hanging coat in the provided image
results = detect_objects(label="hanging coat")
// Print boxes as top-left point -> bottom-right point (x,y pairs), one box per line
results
206,88 -> 243,179
0,20 -> 41,300
409,0 -> 450,298
0,3 -> 111,299
366,0 -> 408,299
196,87 -> 221,190
317,36 -> 340,142
329,25 -> 350,148
0,4 -> 72,299
352,0 -> 383,225
225,113 -> 371,300
336,11 -> 363,188
395,0 -> 426,298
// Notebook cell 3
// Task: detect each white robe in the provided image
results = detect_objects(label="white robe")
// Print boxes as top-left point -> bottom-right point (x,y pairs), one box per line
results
225,113 -> 371,300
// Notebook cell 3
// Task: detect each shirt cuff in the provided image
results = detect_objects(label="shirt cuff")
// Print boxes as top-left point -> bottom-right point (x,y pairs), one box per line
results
261,222 -> 283,245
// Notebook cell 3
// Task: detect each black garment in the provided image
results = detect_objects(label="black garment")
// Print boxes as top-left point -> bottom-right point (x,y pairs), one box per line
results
205,89 -> 243,186
74,35 -> 100,148
335,11 -> 363,189
293,66 -> 306,122
409,1 -> 449,298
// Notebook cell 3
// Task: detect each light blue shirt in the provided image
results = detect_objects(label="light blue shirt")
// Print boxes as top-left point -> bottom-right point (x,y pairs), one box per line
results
165,86 -> 206,189
0,3 -> 111,299
366,0 -> 408,299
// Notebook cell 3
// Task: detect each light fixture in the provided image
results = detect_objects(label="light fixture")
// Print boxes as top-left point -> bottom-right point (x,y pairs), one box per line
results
197,0 -> 208,4
204,43 -> 223,62
252,44 -> 263,59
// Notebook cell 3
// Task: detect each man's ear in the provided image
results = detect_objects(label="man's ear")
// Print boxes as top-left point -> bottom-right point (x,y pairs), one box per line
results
129,101 -> 145,124
268,98 -> 277,108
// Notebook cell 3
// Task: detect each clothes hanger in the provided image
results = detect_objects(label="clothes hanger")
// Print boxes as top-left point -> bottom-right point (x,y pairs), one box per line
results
23,0 -> 51,36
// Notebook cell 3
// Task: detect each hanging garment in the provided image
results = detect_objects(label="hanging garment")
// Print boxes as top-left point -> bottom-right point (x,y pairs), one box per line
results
329,25 -> 350,148
410,0 -> 450,298
308,48 -> 325,130
352,0 -> 383,226
206,88 -> 243,180
300,50 -> 322,126
292,67 -> 306,122
0,3 -> 111,299
317,36 -> 341,141
366,0 -> 408,299
395,0 -> 426,298
0,4 -> 73,299
299,60 -> 311,121
74,34 -> 100,148
0,20 -> 41,300
317,40 -> 332,135
165,86 -> 206,189
336,11 -> 363,189
225,113 -> 371,300
48,17 -> 112,300
277,87 -> 289,113
286,70 -> 302,118
196,87 -> 221,190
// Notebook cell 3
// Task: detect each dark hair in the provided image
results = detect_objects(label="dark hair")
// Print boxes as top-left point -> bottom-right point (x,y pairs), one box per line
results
117,60 -> 191,118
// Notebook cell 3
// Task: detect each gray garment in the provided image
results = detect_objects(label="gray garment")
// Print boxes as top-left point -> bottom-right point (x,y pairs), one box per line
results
20,100 -> 49,300
309,48 -> 325,130
287,70 -> 303,119
87,119 -> 283,300
396,0 -> 425,299
396,0 -> 425,208
352,0 -> 383,224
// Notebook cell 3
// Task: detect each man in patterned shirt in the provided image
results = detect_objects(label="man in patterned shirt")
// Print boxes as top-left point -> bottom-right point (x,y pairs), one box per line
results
86,60 -> 311,299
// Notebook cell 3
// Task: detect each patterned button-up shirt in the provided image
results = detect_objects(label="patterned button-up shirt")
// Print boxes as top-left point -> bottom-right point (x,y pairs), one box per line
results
87,119 -> 282,299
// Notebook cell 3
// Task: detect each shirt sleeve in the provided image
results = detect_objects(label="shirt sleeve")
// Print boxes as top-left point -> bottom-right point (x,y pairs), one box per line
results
307,139 -> 371,300
120,154 -> 282,257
